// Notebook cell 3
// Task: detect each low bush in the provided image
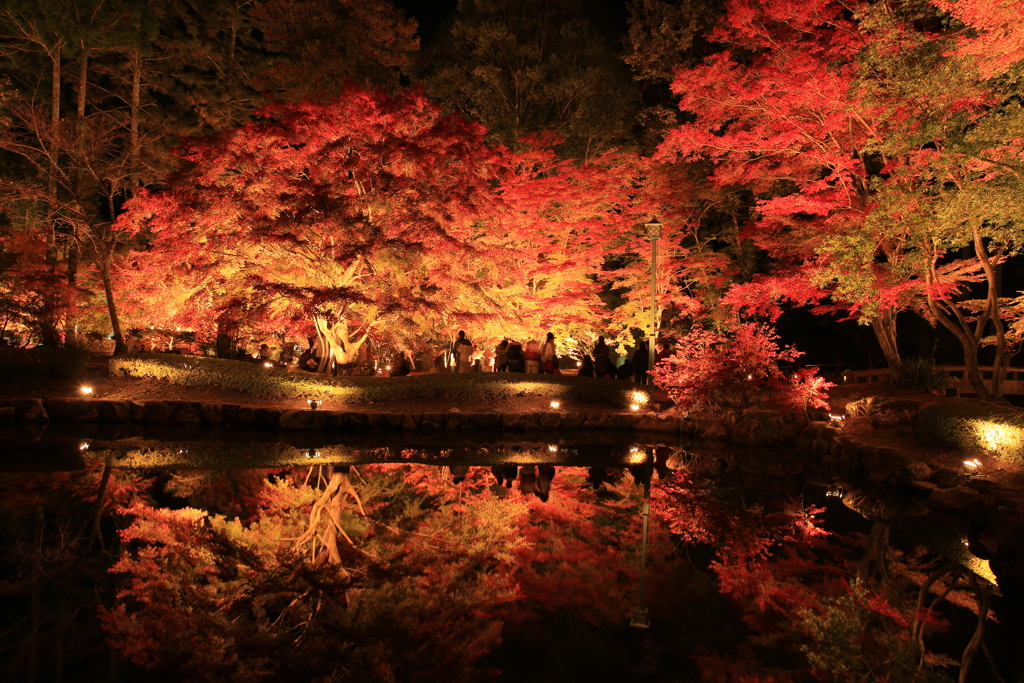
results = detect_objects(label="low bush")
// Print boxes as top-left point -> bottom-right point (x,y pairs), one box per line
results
892,357 -> 954,393
846,396 -> 922,418
912,399 -> 1024,465
110,354 -> 641,408
0,347 -> 90,380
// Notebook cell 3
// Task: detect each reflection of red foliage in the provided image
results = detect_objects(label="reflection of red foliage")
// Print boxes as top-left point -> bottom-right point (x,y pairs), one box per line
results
653,468 -> 953,681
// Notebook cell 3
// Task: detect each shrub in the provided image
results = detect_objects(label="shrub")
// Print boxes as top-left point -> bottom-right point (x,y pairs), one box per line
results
649,323 -> 832,414
110,354 -> 641,408
846,396 -> 922,420
0,347 -> 90,380
892,357 -> 954,393
912,399 -> 1024,465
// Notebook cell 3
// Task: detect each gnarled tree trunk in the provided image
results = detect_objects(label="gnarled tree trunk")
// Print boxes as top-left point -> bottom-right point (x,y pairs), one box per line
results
313,316 -> 371,375
871,309 -> 901,371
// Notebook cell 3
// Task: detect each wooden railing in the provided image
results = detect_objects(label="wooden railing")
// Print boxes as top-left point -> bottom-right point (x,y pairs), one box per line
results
842,366 -> 1024,395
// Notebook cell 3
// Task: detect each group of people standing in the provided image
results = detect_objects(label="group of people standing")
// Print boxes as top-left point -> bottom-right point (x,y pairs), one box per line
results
448,331 -> 559,374
579,335 -> 671,385
447,330 -> 670,384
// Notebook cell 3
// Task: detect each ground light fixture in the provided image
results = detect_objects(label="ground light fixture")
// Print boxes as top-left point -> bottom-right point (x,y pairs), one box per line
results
826,486 -> 845,498
630,404 -> 640,411
80,386 -> 94,397
961,458 -> 983,475
307,399 -> 322,410
304,449 -> 321,459
548,445 -> 558,452
828,413 -> 846,428
263,362 -> 274,368
549,401 -> 561,410
79,441 -> 90,451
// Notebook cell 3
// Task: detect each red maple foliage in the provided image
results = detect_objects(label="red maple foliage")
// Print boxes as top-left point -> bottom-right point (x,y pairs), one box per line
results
648,322 -> 832,413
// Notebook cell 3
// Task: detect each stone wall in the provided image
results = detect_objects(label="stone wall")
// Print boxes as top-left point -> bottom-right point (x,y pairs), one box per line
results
0,397 -> 682,434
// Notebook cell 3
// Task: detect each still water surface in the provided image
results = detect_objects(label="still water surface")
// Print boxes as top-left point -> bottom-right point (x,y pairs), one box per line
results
1,428 -> 1020,682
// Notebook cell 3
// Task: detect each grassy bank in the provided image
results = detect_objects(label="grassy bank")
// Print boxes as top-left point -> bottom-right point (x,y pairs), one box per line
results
110,353 -> 645,408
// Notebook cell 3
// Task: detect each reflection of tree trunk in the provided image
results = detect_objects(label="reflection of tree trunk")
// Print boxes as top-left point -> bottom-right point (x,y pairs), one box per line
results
870,311 -> 901,371
856,521 -> 890,583
959,575 -> 993,683
28,507 -> 43,683
54,593 -> 65,683
295,469 -> 366,569
911,561 -> 960,668
90,455 -> 114,546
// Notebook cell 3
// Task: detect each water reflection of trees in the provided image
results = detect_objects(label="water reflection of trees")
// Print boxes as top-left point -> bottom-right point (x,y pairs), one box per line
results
0,456 -> 1008,682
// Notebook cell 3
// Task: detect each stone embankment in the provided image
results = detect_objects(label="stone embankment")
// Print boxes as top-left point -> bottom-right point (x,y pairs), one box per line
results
0,397 -> 681,433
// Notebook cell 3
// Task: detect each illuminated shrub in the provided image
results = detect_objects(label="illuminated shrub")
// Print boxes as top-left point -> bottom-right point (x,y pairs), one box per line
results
110,354 -> 636,408
649,323 -> 832,414
912,400 -> 1024,464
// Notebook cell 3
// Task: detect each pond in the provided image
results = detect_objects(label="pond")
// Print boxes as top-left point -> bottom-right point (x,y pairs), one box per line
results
0,428 -> 1020,683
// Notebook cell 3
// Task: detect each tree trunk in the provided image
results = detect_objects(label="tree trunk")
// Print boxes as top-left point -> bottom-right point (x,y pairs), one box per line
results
129,48 -> 141,190
314,316 -> 370,374
870,310 -> 901,370
47,46 -> 60,266
99,257 -> 127,354
923,234 -> 1001,401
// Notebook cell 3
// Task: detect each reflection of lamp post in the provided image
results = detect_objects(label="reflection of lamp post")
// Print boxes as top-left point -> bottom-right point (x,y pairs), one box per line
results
631,459 -> 653,629
644,219 -> 663,380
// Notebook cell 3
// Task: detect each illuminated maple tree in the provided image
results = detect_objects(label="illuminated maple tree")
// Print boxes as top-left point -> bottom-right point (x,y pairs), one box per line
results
116,84 -> 509,369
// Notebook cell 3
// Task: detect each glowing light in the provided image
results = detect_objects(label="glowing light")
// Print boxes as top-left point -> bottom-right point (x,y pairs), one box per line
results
630,404 -> 640,411
549,401 -> 561,409
576,360 -> 582,367
631,391 -> 649,405
974,421 -> 1018,452
826,486 -> 844,498
176,327 -> 181,332
304,449 -> 321,459
385,365 -> 391,371
747,374 -> 753,380
828,413 -> 846,428
627,446 -> 646,465
963,458 -> 981,469
79,441 -> 90,451
264,362 -> 273,368
548,445 -> 558,452
80,386 -> 94,397
307,399 -> 321,410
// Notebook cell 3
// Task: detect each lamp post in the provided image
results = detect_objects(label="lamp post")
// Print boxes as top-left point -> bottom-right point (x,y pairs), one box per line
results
643,219 -> 663,380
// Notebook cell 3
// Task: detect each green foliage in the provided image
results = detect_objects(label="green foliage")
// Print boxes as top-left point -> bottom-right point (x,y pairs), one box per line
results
799,586 -> 952,683
0,347 -> 89,379
912,399 -> 1024,465
415,0 -> 639,158
892,357 -> 955,393
846,396 -> 923,420
110,353 -> 640,407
